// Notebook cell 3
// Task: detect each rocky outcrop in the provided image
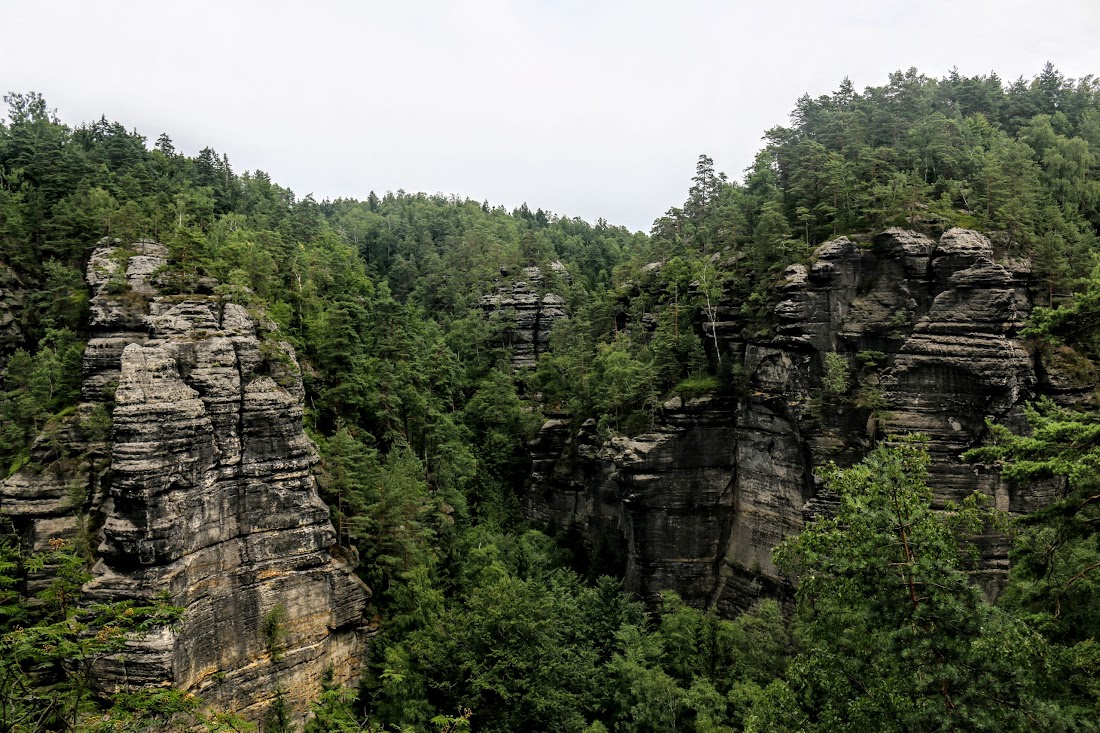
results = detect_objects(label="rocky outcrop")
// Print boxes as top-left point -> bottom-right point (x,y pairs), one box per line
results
1,240 -> 368,726
480,264 -> 568,369
527,229 -> 1089,612
0,263 -> 28,357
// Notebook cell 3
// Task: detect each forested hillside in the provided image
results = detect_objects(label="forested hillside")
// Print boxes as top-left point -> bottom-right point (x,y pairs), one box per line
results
2,64 -> 1100,731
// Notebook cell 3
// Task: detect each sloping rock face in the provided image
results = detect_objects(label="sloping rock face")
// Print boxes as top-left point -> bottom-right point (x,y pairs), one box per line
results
528,229 -> 1087,613
480,264 -> 568,369
1,240 -> 368,725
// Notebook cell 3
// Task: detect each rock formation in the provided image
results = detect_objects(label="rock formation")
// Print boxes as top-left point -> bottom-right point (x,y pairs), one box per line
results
480,264 -> 568,370
0,240 -> 368,726
527,229 -> 1090,614
0,264 -> 27,358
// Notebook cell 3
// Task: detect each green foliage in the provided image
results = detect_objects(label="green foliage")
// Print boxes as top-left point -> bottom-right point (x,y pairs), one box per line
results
820,352 -> 850,396
956,218 -> 1100,724
535,311 -> 669,438
1026,262 -> 1100,358
320,429 -> 448,599
78,688 -> 255,733
755,440 -> 1064,732
0,535 -> 199,733
0,327 -> 85,474
261,604 -> 288,660
672,372 -> 722,399
304,671 -> 365,733
365,526 -> 791,733
5,67 -> 1100,731
461,367 -> 541,507
592,333 -> 660,435
34,259 -> 89,334
262,689 -> 292,733
852,352 -> 890,421
855,350 -> 888,369
967,399 -> 1100,648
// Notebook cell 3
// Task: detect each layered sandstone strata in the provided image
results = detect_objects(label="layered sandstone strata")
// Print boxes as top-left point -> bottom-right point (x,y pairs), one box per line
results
480,264 -> 568,369
1,240 -> 368,726
527,229 -> 1088,612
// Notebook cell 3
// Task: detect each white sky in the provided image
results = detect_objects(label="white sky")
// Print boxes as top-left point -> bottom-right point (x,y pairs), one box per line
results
5,0 -> 1100,232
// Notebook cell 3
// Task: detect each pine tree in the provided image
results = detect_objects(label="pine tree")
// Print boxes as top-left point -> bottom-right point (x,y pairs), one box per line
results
752,440 -> 1059,732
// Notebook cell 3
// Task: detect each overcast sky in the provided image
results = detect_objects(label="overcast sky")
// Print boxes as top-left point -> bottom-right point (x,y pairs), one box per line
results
5,0 -> 1100,232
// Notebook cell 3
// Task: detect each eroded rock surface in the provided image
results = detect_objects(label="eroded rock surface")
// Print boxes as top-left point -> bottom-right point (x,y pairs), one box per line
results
1,240 -> 368,726
528,229 -> 1087,612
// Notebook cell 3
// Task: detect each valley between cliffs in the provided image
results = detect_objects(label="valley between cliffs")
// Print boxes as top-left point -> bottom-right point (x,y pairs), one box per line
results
0,229 -> 1088,723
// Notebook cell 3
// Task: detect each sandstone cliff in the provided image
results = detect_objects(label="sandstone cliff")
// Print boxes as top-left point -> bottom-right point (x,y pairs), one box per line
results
0,240 -> 368,725
480,264 -> 568,370
527,229 -> 1090,614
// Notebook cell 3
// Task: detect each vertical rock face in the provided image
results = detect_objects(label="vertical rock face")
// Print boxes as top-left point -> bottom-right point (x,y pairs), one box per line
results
527,229 -> 1087,613
480,264 -> 568,370
1,240 -> 368,725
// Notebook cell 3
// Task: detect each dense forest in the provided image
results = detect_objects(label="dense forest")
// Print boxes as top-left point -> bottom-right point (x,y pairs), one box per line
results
2,63 -> 1100,731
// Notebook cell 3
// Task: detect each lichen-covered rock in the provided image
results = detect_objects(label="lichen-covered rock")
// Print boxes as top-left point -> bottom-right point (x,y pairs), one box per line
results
527,229 -> 1081,610
2,240 -> 368,727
